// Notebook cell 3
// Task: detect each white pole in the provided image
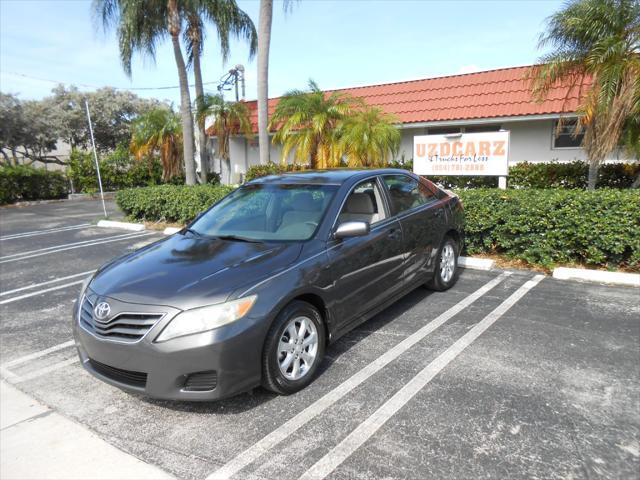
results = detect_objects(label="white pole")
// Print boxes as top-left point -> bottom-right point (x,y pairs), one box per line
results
498,176 -> 507,190
85,99 -> 108,217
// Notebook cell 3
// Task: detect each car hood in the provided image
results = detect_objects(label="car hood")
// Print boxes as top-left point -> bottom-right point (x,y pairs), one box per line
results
88,233 -> 303,310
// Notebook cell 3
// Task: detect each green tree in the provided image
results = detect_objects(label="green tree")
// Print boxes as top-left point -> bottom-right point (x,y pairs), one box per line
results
184,2 -> 256,183
530,0 -> 640,190
94,0 -> 256,186
270,80 -> 360,168
196,94 -> 252,183
337,107 -> 400,167
45,85 -> 160,152
0,93 -> 60,165
130,107 -> 183,181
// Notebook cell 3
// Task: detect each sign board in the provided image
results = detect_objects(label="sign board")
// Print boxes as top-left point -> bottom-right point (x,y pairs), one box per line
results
413,131 -> 510,176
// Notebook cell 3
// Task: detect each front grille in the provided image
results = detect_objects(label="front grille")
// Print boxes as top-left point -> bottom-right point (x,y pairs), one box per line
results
80,297 -> 163,342
88,358 -> 147,388
183,371 -> 218,391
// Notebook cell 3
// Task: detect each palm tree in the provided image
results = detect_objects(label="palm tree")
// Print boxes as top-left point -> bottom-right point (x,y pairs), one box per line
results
196,94 -> 252,183
130,107 -> 182,181
529,0 -> 640,190
184,3 -> 257,183
270,80 -> 360,168
257,0 -> 273,167
338,107 -> 401,167
93,0 -> 256,186
257,0 -> 296,167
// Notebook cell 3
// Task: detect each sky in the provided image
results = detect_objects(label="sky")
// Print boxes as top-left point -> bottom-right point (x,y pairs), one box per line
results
0,0 -> 564,105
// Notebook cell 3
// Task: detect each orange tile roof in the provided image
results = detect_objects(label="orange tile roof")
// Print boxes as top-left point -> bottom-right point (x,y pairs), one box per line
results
208,65 -> 587,135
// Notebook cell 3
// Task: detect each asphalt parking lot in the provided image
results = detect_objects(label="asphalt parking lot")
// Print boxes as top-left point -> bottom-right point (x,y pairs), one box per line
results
1,199 -> 638,480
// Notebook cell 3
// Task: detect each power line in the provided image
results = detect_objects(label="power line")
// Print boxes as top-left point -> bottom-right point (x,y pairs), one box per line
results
1,71 -> 221,91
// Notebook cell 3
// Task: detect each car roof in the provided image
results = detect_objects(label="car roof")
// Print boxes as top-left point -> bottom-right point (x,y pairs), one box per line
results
248,168 -> 413,185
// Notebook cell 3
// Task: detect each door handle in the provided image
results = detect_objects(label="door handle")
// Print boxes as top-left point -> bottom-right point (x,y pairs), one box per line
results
387,228 -> 401,240
434,208 -> 444,218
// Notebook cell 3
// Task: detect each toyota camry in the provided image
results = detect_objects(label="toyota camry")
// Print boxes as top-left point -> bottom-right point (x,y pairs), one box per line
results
73,169 -> 464,400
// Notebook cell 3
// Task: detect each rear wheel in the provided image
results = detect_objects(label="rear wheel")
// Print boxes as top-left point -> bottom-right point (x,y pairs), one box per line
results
427,236 -> 459,291
262,301 -> 325,395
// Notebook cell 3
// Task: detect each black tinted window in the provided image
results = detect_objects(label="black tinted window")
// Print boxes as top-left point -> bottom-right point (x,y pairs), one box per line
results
382,175 -> 436,214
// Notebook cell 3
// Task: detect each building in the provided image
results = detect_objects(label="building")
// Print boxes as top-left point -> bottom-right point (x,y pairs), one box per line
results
207,65 -> 632,184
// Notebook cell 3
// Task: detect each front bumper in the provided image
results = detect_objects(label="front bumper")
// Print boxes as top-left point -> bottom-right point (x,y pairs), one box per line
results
73,292 -> 267,401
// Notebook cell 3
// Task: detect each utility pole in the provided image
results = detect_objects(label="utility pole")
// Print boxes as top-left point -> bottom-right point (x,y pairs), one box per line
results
85,99 -> 107,217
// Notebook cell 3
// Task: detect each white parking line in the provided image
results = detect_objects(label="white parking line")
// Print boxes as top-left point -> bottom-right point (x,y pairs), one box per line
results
1,270 -> 95,296
0,232 -> 153,264
10,358 -> 79,384
206,272 -> 511,480
299,274 -> 545,480
0,280 -> 85,305
2,340 -> 76,369
0,223 -> 91,241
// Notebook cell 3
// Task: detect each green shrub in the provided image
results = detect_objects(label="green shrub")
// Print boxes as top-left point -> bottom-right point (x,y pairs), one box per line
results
116,184 -> 236,224
0,165 -> 68,204
68,147 -> 164,193
458,189 -> 640,270
245,160 -> 640,190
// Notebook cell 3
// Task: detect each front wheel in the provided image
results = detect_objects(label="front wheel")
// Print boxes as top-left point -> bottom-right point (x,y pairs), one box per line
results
427,236 -> 459,291
262,301 -> 325,395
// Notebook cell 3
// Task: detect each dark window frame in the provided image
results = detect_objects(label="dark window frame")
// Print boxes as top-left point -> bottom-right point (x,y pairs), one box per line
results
552,119 -> 585,149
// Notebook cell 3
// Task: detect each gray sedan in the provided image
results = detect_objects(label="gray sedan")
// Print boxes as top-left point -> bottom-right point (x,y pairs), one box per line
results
73,169 -> 464,400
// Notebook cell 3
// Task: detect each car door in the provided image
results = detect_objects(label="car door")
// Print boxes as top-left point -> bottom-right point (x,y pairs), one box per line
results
326,177 -> 405,331
380,174 -> 447,285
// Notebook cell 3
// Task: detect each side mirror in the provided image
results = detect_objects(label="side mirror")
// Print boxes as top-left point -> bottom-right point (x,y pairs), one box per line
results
334,221 -> 370,239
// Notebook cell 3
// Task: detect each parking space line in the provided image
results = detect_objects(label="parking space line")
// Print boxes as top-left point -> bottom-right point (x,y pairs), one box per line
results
0,232 -> 154,264
0,280 -> 86,305
0,231 -> 148,260
299,274 -> 545,480
10,358 -> 79,384
0,223 -> 91,241
1,270 -> 95,296
2,340 -> 76,369
206,272 -> 511,480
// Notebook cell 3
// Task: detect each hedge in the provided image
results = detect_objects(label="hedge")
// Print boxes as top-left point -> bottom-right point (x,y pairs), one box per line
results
245,161 -> 640,189
458,189 -> 640,270
116,184 -> 235,224
0,165 -> 68,204
117,184 -> 639,270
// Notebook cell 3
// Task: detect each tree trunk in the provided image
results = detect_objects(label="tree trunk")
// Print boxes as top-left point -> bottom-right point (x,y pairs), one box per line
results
257,0 -> 273,166
587,159 -> 599,190
631,171 -> 640,189
192,44 -> 208,183
170,33 -> 196,185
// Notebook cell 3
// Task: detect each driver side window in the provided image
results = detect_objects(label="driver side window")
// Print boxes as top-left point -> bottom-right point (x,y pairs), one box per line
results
338,179 -> 386,225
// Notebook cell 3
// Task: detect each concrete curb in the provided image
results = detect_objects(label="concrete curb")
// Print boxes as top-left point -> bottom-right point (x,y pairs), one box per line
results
163,227 -> 182,235
68,192 -> 116,201
0,381 -> 173,479
458,256 -> 495,271
553,267 -> 640,287
96,220 -> 145,232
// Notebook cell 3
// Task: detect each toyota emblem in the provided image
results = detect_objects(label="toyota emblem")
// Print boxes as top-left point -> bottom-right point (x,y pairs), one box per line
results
94,302 -> 111,321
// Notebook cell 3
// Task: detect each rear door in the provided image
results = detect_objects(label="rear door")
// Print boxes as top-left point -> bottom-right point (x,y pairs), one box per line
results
380,174 -> 447,285
326,177 -> 405,331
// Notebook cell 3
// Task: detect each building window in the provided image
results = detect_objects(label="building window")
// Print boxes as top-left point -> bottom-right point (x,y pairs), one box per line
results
553,119 -> 584,148
428,127 -> 461,135
464,125 -> 502,133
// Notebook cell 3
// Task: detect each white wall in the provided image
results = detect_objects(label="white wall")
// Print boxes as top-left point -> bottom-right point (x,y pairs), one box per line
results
216,117 -> 634,184
398,119 -> 630,164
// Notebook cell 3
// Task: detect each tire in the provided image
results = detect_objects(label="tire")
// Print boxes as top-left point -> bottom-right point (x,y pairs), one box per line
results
262,300 -> 325,395
427,236 -> 459,291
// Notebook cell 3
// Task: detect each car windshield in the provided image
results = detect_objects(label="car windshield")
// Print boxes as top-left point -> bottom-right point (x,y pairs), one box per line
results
189,183 -> 339,242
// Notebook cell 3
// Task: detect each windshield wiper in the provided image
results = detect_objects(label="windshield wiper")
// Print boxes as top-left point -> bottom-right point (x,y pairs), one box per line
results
182,227 -> 203,237
216,234 -> 261,243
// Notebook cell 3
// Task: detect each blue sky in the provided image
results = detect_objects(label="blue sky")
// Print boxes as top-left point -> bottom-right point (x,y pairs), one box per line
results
0,0 -> 564,104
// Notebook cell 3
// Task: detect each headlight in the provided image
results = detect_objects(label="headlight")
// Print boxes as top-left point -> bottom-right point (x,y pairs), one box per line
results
154,295 -> 257,342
